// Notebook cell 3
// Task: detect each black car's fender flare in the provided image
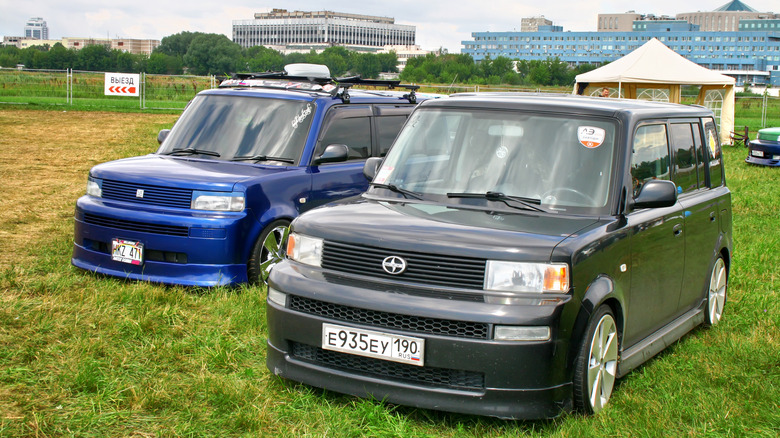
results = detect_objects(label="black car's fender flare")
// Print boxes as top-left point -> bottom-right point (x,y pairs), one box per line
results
566,275 -> 626,378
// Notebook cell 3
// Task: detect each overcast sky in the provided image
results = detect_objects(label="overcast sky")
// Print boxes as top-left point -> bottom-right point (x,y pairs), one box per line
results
1,1 -> 776,52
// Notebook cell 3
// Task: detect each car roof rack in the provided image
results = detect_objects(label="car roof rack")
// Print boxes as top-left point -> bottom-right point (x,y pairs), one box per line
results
335,76 -> 420,104
219,64 -> 420,104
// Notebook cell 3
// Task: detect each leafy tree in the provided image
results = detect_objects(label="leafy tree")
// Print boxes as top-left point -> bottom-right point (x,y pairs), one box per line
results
47,43 -> 76,69
75,44 -> 113,71
350,52 -> 381,78
318,46 -> 350,77
0,46 -> 21,67
155,31 -> 200,57
146,52 -> 183,74
183,34 -> 241,75
243,45 -> 285,73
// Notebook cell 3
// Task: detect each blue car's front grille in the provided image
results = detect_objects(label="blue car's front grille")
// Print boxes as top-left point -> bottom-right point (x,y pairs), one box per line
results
83,213 -> 189,237
101,179 -> 192,209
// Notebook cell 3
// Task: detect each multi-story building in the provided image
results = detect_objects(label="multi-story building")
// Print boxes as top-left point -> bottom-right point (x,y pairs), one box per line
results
59,38 -> 159,55
24,17 -> 49,40
521,17 -> 553,32
462,1 -> 780,86
377,45 -> 430,71
232,9 -> 415,52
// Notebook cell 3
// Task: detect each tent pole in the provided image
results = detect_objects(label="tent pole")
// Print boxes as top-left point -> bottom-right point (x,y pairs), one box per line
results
618,82 -> 622,98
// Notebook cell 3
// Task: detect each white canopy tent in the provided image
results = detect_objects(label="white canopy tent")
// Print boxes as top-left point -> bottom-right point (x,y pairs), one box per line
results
573,38 -> 736,144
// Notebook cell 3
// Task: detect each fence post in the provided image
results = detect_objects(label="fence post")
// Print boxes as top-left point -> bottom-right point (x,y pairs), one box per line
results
761,92 -> 767,128
141,72 -> 145,110
67,68 -> 72,105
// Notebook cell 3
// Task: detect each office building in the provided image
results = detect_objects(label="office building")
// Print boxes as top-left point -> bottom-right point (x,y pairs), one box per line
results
462,1 -> 780,86
232,9 -> 415,52
24,17 -> 49,40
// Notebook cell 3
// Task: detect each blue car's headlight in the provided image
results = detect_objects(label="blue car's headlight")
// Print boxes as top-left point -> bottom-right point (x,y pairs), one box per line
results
86,176 -> 103,198
191,191 -> 245,211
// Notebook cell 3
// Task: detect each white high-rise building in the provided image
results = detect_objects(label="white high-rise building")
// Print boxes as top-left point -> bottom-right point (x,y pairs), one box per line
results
233,9 -> 415,51
24,17 -> 49,40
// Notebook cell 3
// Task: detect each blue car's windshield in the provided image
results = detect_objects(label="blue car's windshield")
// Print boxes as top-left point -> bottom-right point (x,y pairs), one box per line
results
158,94 -> 314,165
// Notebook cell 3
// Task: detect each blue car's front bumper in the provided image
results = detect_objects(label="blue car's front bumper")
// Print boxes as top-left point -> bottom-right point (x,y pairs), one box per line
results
71,196 -> 256,286
746,139 -> 780,167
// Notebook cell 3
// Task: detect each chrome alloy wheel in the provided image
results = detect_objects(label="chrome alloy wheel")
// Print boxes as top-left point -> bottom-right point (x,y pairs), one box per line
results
587,313 -> 618,413
260,225 -> 289,283
707,257 -> 727,325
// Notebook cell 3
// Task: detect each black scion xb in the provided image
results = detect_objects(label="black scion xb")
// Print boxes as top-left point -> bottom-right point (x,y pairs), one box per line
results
265,93 -> 732,419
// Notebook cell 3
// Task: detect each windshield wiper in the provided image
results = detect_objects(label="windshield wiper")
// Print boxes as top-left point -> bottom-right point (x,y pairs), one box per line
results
447,191 -> 545,212
163,148 -> 221,157
369,183 -> 424,200
231,155 -> 295,163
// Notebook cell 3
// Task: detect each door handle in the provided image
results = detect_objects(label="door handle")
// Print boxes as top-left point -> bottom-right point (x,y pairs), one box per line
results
710,212 -> 716,222
673,224 -> 683,236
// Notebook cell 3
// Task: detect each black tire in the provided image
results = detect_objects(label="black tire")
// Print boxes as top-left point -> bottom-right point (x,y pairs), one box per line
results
573,305 -> 619,415
247,219 -> 290,285
705,256 -> 727,326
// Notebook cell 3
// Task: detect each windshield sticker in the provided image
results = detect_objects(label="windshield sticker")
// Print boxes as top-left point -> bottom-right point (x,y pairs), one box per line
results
577,126 -> 606,148
374,166 -> 393,184
708,130 -> 719,158
495,145 -> 508,159
291,104 -> 312,129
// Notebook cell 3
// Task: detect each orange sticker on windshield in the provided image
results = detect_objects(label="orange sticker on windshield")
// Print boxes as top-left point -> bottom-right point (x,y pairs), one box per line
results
577,126 -> 606,148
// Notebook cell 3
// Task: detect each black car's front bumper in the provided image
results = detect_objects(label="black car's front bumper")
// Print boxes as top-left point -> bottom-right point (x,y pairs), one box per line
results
265,262 -> 575,419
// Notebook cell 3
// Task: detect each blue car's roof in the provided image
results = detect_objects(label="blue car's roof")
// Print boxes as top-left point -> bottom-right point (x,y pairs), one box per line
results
199,85 -> 432,105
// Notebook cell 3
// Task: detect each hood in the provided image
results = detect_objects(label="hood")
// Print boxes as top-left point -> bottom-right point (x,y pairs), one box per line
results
293,198 -> 603,262
89,154 -> 291,192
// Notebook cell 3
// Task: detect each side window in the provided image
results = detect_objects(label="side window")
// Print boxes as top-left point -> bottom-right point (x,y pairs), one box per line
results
691,123 -> 707,188
703,118 -> 724,187
670,123 -> 699,194
631,124 -> 670,196
376,115 -> 408,157
316,112 -> 372,162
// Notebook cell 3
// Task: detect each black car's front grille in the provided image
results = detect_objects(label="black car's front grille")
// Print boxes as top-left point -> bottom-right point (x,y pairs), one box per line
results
321,273 -> 484,303
289,295 -> 489,339
101,179 -> 192,209
83,213 -> 189,237
322,241 -> 487,289
291,342 -> 485,391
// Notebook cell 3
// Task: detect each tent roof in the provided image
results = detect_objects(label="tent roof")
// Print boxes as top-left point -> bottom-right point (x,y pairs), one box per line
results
574,38 -> 735,86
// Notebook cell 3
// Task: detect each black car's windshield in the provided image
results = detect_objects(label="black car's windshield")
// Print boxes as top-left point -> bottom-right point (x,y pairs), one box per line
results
372,108 -> 617,214
157,94 -> 313,165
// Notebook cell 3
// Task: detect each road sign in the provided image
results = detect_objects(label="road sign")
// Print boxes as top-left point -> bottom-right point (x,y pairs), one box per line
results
104,73 -> 140,96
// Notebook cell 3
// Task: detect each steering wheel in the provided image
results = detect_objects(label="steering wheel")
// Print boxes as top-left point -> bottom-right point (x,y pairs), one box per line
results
541,187 -> 597,206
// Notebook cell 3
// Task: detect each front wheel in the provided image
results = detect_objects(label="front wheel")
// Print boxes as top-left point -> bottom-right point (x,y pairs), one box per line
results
248,220 -> 290,285
705,256 -> 727,326
573,305 -> 619,415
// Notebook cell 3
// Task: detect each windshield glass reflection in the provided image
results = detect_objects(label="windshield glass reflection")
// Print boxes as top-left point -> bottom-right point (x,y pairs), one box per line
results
158,95 -> 313,165
374,108 -> 617,213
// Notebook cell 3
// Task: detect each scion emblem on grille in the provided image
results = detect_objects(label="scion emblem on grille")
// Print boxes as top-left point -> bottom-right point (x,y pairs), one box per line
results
382,256 -> 407,275
136,189 -> 145,198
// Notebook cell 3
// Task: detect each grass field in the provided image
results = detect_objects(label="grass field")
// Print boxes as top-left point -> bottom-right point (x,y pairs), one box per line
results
0,109 -> 778,437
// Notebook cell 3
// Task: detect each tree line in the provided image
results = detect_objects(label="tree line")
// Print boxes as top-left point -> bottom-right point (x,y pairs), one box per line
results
0,31 -> 601,86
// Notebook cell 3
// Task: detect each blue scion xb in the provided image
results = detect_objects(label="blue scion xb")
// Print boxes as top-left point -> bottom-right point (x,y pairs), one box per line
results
72,64 -> 433,286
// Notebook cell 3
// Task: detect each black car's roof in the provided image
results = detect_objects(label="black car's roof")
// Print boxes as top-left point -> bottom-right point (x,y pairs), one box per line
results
421,92 -> 713,120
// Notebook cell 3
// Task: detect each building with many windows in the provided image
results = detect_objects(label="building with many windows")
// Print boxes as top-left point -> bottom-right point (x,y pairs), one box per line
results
462,1 -> 780,86
24,17 -> 49,40
232,9 -> 415,52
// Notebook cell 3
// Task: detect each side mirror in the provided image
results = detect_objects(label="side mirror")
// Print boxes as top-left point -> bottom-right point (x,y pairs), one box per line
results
157,129 -> 171,145
363,157 -> 383,181
314,144 -> 349,165
632,179 -> 678,209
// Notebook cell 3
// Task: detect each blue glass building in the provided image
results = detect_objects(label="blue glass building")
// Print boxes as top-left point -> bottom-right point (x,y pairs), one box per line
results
462,15 -> 780,86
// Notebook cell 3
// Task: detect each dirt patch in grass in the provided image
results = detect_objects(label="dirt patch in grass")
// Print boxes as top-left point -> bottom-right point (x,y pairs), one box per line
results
0,110 -> 178,269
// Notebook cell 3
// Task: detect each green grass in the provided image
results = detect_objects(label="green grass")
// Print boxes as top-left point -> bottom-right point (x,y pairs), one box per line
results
0,109 -> 778,437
